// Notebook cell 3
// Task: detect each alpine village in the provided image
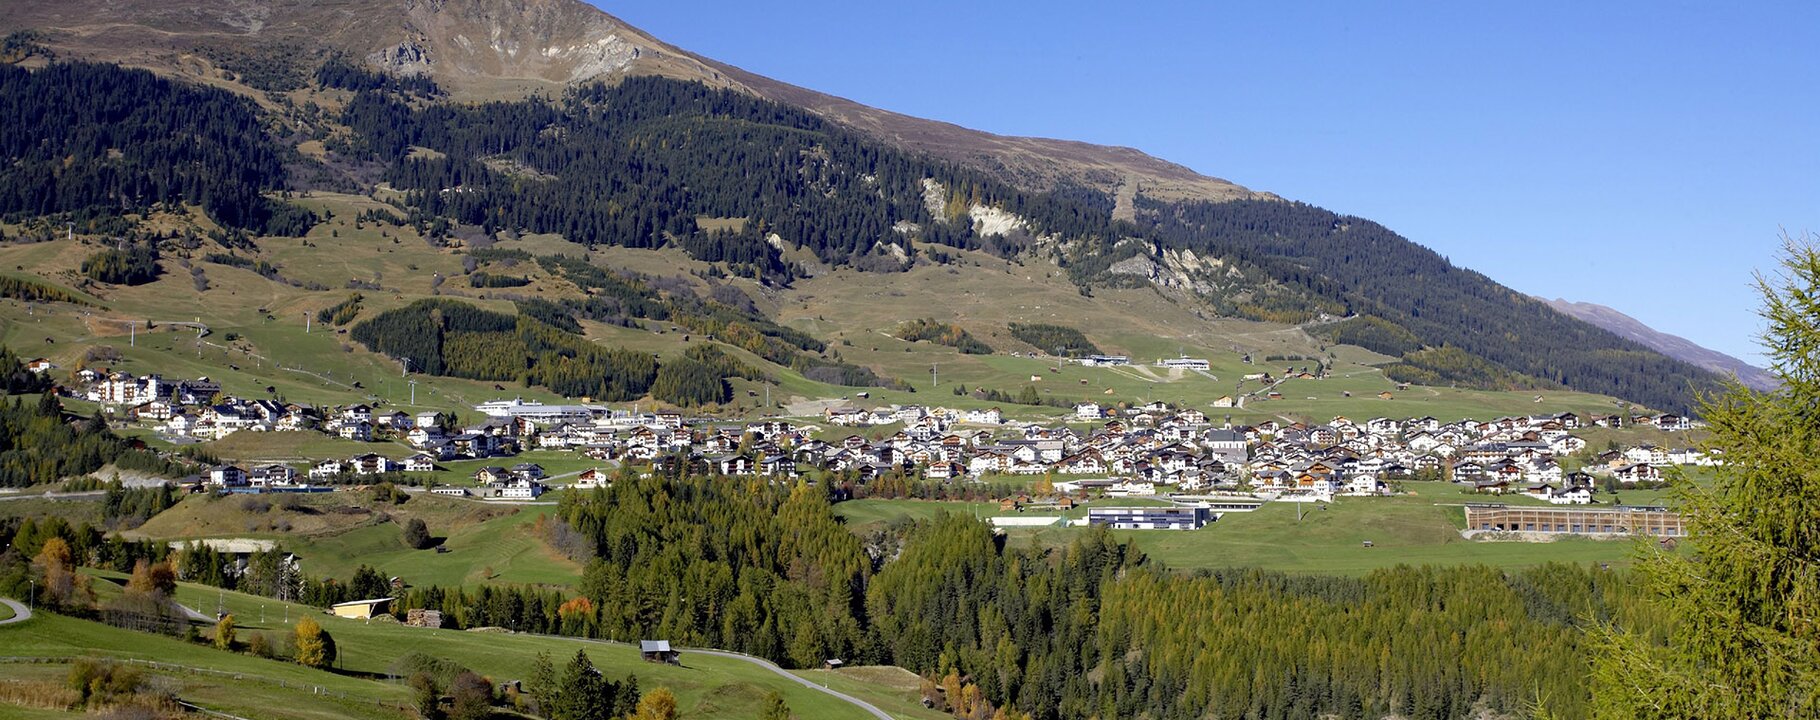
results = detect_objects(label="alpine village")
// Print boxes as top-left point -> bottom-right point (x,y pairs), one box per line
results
0,2 -> 1811,720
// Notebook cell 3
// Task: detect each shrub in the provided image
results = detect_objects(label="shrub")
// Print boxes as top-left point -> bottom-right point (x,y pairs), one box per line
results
403,518 -> 433,549
214,614 -> 237,650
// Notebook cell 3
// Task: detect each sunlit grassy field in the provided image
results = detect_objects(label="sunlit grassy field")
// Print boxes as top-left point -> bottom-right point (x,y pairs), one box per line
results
836,485 -> 1672,577
0,574 -> 941,720
0,191 -> 1646,439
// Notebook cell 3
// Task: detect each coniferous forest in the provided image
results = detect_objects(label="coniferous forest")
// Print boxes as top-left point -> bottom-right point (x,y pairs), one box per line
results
0,62 -> 314,235
348,299 -> 657,401
1135,198 -> 1717,412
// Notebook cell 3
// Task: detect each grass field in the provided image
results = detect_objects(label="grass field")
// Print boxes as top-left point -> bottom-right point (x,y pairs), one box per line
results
834,497 -> 1172,530
1103,501 -> 1657,575
0,496 -> 103,526
836,490 -> 1666,577
125,492 -> 580,589
194,432 -> 417,464
0,574 -> 944,720
0,195 -> 1652,441
0,611 -> 418,720
283,504 -> 579,588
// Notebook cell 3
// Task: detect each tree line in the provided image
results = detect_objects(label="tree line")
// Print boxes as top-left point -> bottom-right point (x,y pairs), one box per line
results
1007,323 -> 1100,357
0,390 -> 195,488
349,299 -> 658,401
896,318 -> 994,354
80,240 -> 161,285
1134,197 -> 1719,413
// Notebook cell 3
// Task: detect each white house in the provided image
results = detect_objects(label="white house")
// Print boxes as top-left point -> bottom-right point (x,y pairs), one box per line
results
208,465 -> 247,487
337,420 -> 373,442
1346,474 -> 1389,496
573,468 -> 611,489
1623,445 -> 1669,466
1613,463 -> 1663,484
498,480 -> 545,500
955,407 -> 1003,425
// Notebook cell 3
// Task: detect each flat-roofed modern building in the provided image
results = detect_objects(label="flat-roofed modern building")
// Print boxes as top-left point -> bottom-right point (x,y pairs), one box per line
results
474,397 -> 604,423
1464,503 -> 1686,537
1157,357 -> 1211,370
1087,505 -> 1212,530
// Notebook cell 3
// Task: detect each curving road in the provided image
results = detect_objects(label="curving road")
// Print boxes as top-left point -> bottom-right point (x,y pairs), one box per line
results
676,646 -> 894,720
0,596 -> 888,717
571,637 -> 894,720
0,597 -> 31,625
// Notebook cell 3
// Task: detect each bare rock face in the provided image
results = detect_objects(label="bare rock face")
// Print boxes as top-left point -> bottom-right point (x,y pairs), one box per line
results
553,34 -> 641,82
370,39 -> 435,76
1109,255 -> 1160,280
392,0 -> 654,84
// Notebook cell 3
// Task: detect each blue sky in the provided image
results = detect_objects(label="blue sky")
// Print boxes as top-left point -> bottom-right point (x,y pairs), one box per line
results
596,1 -> 1819,365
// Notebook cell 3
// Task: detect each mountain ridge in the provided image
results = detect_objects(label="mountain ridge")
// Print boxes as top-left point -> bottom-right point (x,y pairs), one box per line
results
1539,297 -> 1773,391
0,0 -> 1257,206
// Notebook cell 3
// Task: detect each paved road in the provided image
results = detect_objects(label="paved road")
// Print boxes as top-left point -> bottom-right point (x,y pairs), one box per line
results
567,636 -> 892,719
679,646 -> 894,720
0,597 -> 31,625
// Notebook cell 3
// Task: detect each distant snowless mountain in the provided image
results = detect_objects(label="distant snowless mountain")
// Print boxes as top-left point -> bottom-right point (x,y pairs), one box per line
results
1541,298 -> 1774,391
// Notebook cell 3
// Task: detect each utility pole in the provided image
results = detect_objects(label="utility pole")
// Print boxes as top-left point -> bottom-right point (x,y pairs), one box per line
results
408,379 -> 418,406
304,312 -> 310,333
931,363 -> 938,387
128,321 -> 136,347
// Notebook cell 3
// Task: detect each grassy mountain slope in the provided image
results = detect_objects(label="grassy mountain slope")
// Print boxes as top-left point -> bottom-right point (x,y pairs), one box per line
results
0,3 -> 1720,415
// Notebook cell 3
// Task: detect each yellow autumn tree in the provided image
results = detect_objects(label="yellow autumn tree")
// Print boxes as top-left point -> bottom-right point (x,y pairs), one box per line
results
293,616 -> 332,669
32,537 -> 90,609
213,614 -> 236,651
632,687 -> 677,720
